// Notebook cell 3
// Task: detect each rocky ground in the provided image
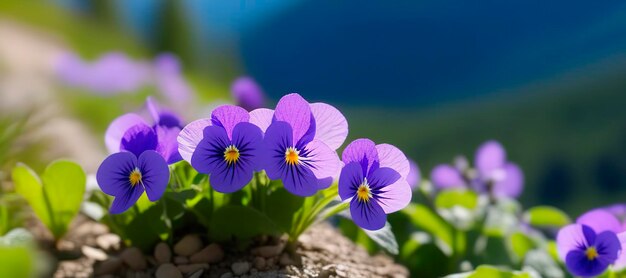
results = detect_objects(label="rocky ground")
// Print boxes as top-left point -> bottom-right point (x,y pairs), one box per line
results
39,215 -> 408,278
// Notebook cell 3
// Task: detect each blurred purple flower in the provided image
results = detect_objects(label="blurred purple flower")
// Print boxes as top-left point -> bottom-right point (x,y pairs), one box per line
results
96,150 -> 169,214
557,223 -> 621,277
55,52 -> 150,94
577,206 -> 626,270
338,138 -> 412,230
153,53 -> 193,105
105,97 -> 183,164
406,159 -> 421,189
231,76 -> 265,111
188,105 -> 264,193
430,140 -> 523,198
255,93 -> 347,196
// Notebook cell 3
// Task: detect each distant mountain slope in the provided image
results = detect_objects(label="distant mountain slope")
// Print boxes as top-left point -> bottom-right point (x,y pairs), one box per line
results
343,55 -> 626,214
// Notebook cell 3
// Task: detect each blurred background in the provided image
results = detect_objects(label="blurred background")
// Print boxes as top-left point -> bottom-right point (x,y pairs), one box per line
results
1,0 -> 625,216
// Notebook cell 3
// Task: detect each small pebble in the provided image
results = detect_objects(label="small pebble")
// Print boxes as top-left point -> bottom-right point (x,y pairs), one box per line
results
174,256 -> 189,265
177,263 -> 209,274
253,257 -> 266,270
190,243 -> 224,264
96,233 -> 121,251
231,261 -> 250,275
173,234 -> 203,256
94,257 -> 123,275
154,242 -> 172,264
120,247 -> 147,270
251,241 -> 286,258
220,272 -> 234,278
81,245 -> 107,261
156,263 -> 183,278
279,253 -> 294,266
188,269 -> 204,278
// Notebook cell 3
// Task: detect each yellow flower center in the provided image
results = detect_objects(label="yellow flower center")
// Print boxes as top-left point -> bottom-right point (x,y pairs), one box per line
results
129,168 -> 142,186
285,147 -> 300,166
585,246 -> 598,261
356,179 -> 372,203
224,145 -> 240,165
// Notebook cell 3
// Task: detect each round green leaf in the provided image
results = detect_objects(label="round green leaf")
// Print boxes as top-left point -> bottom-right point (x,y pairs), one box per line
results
523,206 -> 571,228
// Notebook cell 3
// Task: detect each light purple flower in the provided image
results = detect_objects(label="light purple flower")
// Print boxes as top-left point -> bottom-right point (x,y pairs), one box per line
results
96,150 -> 170,214
153,53 -> 193,105
105,97 -> 183,164
557,224 -> 621,277
430,140 -> 523,198
188,105 -> 264,193
253,93 -> 346,196
578,206 -> 626,270
338,138 -> 412,230
55,52 -> 150,95
231,76 -> 265,111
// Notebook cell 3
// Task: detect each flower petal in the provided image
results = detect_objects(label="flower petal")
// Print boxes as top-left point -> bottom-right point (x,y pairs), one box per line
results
595,231 -> 621,263
261,121 -> 294,180
104,113 -> 147,153
369,168 -> 411,214
430,164 -> 465,189
138,150 -> 170,201
342,138 -> 379,175
231,76 -> 265,111
249,108 -> 274,133
302,140 -> 340,180
577,209 -> 623,234
211,105 -> 250,139
310,102 -> 348,150
475,140 -> 506,177
492,163 -> 524,198
350,198 -> 386,231
565,249 -> 609,277
178,118 -> 212,163
156,126 -> 182,164
231,122 -> 263,172
191,125 -> 231,176
109,185 -> 144,214
557,224 -> 592,262
339,162 -> 364,201
120,123 -> 158,158
376,144 -> 409,180
96,152 -> 137,196
273,93 -> 312,144
613,232 -> 626,270
407,159 -> 421,189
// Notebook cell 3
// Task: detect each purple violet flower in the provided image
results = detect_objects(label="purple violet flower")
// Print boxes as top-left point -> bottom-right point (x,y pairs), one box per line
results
231,76 -> 265,111
430,140 -> 523,198
557,223 -> 621,277
105,97 -> 183,164
338,138 -> 412,230
153,53 -> 193,105
96,150 -> 170,214
187,105 -> 264,193
253,93 -> 347,196
576,207 -> 626,270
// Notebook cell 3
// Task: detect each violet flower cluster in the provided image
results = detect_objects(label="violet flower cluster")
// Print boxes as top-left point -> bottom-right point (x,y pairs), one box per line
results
96,93 -> 413,231
557,205 -> 626,276
430,140 -> 524,199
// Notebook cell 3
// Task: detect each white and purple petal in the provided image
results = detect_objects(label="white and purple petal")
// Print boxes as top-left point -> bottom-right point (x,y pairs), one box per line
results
302,140 -> 340,181
342,138 -> 379,175
576,209 -> 623,234
249,108 -> 274,133
310,102 -> 348,150
375,144 -> 410,180
177,118 -> 212,163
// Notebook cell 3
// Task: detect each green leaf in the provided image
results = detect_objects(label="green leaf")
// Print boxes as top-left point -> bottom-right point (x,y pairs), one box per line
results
523,206 -> 571,228
209,205 -> 279,242
462,265 -> 530,278
402,203 -> 464,255
508,232 -> 534,263
12,161 -> 86,239
12,164 -> 50,229
435,189 -> 478,210
40,160 -> 86,238
265,187 -> 304,233
0,246 -> 34,278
